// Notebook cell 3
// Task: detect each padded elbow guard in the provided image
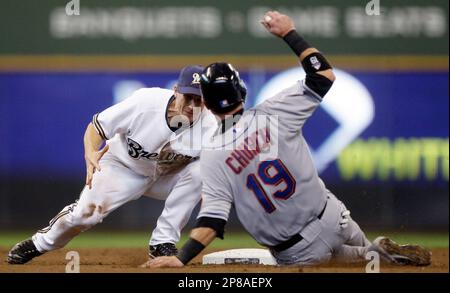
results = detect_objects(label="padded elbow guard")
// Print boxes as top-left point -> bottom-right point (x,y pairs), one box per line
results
302,52 -> 333,98
195,217 -> 227,239
305,72 -> 334,98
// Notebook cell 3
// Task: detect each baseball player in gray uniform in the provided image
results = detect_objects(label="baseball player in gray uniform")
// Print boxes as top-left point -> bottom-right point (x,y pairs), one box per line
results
7,65 -> 217,264
147,11 -> 431,268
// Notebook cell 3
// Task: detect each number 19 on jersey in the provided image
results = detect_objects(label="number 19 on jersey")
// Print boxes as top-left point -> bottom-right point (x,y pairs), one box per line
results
246,159 -> 296,213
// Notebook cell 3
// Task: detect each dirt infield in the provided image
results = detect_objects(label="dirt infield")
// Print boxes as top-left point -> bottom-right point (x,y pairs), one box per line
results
0,247 -> 448,273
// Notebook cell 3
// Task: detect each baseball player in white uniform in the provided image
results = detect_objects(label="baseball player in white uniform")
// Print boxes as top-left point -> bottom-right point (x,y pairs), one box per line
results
147,12 -> 431,268
7,65 -> 217,264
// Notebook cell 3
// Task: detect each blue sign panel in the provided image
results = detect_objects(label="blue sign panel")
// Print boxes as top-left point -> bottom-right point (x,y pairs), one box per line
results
0,70 -> 448,186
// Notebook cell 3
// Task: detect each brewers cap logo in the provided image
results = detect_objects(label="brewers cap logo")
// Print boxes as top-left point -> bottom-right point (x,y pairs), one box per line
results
192,73 -> 201,85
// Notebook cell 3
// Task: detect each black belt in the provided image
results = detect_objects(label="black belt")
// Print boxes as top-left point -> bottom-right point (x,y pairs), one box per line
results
271,200 -> 328,253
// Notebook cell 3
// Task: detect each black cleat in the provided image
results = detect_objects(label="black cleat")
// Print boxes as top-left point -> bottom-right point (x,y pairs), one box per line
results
7,239 -> 43,264
372,236 -> 432,266
149,243 -> 178,258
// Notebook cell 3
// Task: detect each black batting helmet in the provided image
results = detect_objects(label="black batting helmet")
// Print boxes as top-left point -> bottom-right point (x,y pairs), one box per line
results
200,62 -> 247,114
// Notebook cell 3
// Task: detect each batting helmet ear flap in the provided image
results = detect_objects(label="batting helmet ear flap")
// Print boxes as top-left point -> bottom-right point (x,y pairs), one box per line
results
226,63 -> 247,102
238,79 -> 247,102
200,73 -> 210,85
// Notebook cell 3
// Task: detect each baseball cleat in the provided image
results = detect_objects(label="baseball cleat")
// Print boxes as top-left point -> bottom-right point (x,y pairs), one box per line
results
372,236 -> 431,266
149,243 -> 178,258
7,239 -> 43,264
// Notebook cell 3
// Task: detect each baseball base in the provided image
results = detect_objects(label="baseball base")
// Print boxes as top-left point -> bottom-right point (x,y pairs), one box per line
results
202,248 -> 277,265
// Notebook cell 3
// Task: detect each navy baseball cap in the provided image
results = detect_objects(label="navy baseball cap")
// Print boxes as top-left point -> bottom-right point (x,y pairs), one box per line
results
176,65 -> 204,96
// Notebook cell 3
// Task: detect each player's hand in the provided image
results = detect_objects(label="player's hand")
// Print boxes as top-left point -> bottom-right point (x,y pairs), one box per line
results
141,256 -> 184,268
261,11 -> 296,38
84,144 -> 109,189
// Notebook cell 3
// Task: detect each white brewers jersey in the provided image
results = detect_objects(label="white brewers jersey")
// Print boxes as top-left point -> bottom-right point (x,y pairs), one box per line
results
93,87 -> 216,178
198,80 -> 328,247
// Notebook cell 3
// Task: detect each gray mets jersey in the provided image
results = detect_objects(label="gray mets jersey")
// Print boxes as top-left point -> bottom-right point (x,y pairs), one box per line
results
198,80 -> 328,247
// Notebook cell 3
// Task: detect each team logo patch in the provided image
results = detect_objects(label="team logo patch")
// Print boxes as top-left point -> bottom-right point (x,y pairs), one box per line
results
192,73 -> 200,85
310,56 -> 321,70
127,138 -> 195,163
127,138 -> 157,160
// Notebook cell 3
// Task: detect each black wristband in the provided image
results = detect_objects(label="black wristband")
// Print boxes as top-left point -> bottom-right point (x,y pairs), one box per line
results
283,30 -> 311,56
176,238 -> 205,265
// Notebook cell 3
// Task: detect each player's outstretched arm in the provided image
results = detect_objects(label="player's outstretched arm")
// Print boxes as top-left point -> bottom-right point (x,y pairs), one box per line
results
262,11 -> 335,97
84,122 -> 109,189
144,227 -> 216,268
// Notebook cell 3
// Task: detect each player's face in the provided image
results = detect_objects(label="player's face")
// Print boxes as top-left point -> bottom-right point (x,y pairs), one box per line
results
176,93 -> 204,123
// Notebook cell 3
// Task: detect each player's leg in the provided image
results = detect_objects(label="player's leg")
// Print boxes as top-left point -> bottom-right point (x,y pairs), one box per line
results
332,216 -> 372,263
336,234 -> 432,266
342,218 -> 371,247
330,193 -> 431,266
368,236 -> 432,266
333,244 -> 369,264
34,158 -> 149,251
271,235 -> 333,266
327,192 -> 372,263
7,155 -> 149,264
144,161 -> 202,257
271,194 -> 337,266
273,192 -> 368,266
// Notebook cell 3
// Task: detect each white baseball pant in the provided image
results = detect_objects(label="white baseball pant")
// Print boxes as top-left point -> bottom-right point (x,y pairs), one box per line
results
32,152 -> 201,252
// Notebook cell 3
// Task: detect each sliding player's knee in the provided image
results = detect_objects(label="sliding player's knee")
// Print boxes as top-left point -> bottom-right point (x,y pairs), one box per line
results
69,203 -> 107,228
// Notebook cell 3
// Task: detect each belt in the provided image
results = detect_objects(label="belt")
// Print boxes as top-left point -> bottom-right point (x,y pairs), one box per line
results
271,200 -> 328,253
